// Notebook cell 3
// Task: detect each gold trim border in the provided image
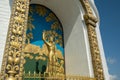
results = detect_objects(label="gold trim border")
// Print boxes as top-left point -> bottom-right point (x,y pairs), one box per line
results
1,0 -> 30,80
0,0 -> 104,80
80,0 -> 105,80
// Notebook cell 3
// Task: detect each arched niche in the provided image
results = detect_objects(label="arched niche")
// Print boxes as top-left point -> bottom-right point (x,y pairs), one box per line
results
23,4 -> 65,77
30,0 -> 81,44
30,0 -> 92,76
7,0 -> 94,77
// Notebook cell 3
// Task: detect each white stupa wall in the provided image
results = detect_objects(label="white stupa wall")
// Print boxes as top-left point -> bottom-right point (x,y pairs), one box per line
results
0,0 -> 11,71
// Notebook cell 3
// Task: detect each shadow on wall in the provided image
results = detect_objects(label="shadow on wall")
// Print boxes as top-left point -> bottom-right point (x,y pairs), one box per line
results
63,13 -> 81,46
59,0 -> 81,46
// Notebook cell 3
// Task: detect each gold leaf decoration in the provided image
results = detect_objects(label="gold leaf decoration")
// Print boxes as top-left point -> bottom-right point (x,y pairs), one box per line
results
35,56 -> 46,61
55,50 -> 64,60
27,23 -> 35,31
27,16 -> 35,31
36,6 -> 47,16
28,16 -> 34,23
23,53 -> 33,60
41,44 -> 49,56
24,43 -> 48,61
26,33 -> 33,44
24,44 -> 41,54
46,13 -> 62,31
46,13 -> 57,22
43,30 -> 63,47
29,6 -> 34,14
23,42 -> 63,60
51,21 -> 61,31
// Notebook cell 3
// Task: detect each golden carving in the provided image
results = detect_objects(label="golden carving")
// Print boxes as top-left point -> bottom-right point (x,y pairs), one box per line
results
1,0 -> 30,80
26,33 -> 33,44
29,6 -> 34,14
43,30 -> 63,47
46,13 -> 62,31
42,30 -> 64,76
23,73 -> 96,80
12,26 -> 23,35
42,31 -> 56,75
36,5 -> 47,16
80,0 -> 105,80
14,16 -> 24,23
27,16 -> 35,31
42,31 -> 56,62
46,13 -> 57,22
24,44 -> 41,54
26,15 -> 34,44
23,43 -> 64,60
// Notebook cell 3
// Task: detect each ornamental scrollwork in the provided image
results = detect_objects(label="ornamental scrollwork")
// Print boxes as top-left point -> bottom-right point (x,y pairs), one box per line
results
1,0 -> 30,80
80,0 -> 105,80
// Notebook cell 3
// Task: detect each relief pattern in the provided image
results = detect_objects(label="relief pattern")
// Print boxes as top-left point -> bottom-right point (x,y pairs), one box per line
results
1,0 -> 30,80
80,0 -> 105,80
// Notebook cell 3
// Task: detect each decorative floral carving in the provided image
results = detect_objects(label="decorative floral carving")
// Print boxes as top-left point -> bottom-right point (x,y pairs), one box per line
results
80,0 -> 105,80
1,0 -> 30,80
46,13 -> 62,31
36,5 -> 47,17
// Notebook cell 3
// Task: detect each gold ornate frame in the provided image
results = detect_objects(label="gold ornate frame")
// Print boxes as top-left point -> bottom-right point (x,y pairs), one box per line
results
1,0 -> 30,80
0,0 -> 104,80
80,0 -> 105,80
